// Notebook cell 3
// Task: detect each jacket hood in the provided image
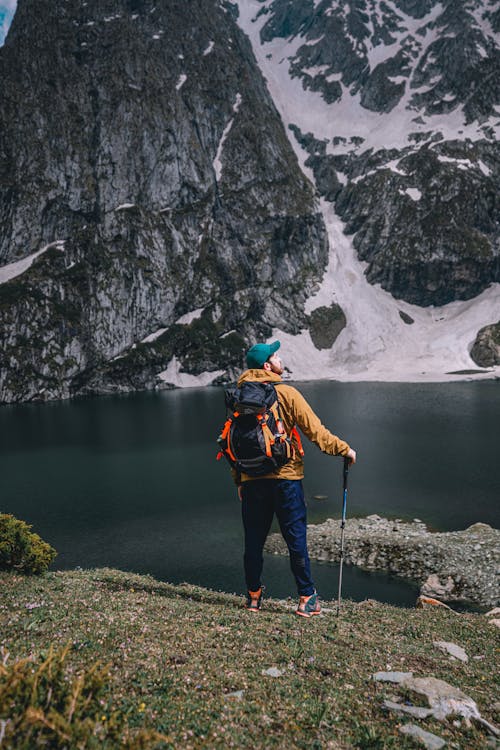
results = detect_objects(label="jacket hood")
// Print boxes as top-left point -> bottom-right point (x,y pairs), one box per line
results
237,369 -> 283,387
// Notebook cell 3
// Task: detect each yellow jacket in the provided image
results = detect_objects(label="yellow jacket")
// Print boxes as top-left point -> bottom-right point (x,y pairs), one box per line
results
234,369 -> 351,484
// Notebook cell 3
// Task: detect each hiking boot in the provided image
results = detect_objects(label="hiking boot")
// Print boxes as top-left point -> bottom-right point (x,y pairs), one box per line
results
245,586 -> 264,612
296,592 -> 321,618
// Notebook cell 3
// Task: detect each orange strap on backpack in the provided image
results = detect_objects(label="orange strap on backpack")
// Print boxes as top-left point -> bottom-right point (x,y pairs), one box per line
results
291,426 -> 304,456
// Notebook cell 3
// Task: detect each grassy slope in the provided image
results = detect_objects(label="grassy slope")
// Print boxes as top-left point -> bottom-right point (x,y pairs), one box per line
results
1,568 -> 498,749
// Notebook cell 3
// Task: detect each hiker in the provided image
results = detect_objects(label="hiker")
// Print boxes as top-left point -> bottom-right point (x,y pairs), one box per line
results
220,340 -> 356,618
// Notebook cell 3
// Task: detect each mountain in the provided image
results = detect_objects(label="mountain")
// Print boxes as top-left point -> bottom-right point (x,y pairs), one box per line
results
0,0 -> 327,402
247,0 -> 500,306
0,0 -> 499,404
235,0 -> 500,379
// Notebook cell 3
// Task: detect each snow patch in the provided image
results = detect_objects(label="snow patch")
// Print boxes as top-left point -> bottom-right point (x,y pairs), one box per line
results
176,74 -> 187,90
203,41 -> 215,56
115,203 -> 137,211
477,160 -> 492,177
213,94 -> 242,181
141,327 -> 169,344
292,200 -> 500,382
405,187 -> 422,201
0,242 -> 65,285
302,64 -> 330,76
157,357 -> 224,388
236,0 -> 494,154
175,307 -> 205,325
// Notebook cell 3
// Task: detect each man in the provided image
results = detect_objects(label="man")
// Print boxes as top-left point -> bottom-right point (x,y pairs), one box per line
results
233,340 -> 356,618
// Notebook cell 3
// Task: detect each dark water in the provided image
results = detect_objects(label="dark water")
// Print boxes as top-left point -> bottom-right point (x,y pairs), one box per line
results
1,381 -> 499,607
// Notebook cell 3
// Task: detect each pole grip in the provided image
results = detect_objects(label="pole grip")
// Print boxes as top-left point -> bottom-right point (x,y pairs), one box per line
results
343,455 -> 349,489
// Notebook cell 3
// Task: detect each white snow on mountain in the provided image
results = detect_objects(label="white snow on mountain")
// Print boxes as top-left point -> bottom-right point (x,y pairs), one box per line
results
157,357 -> 224,388
0,241 -> 65,284
213,93 -> 243,181
235,0 -> 500,382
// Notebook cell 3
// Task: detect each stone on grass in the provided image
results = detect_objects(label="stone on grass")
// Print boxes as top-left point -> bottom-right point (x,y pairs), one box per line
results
400,676 -> 500,737
399,723 -> 446,749
383,699 -> 434,719
262,667 -> 284,677
402,676 -> 479,721
433,641 -> 468,663
416,596 -> 453,611
372,671 -> 413,683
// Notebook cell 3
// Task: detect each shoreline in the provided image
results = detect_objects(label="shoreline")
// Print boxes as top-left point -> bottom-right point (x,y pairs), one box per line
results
265,515 -> 500,609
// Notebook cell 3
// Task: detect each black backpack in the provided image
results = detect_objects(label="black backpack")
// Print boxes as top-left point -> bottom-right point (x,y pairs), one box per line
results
216,381 -> 301,477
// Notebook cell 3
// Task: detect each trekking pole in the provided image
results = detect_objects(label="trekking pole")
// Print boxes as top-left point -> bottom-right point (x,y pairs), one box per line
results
336,456 -> 350,617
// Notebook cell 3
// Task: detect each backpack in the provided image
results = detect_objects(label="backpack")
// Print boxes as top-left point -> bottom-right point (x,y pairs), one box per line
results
216,381 -> 303,477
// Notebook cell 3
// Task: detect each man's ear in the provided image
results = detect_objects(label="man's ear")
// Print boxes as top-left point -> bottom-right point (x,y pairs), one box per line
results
262,361 -> 271,372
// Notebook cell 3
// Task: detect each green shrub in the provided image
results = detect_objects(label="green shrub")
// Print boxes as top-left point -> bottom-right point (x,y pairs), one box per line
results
0,644 -> 169,749
0,514 -> 57,574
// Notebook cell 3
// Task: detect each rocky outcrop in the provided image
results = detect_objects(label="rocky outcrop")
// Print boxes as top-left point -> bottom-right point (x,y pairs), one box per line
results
292,126 -> 500,307
0,0 -> 328,403
307,303 -> 346,350
470,321 -> 500,367
265,515 -> 500,608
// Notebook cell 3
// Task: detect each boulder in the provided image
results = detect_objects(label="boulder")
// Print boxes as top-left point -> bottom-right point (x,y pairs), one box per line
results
433,641 -> 468,663
399,723 -> 446,749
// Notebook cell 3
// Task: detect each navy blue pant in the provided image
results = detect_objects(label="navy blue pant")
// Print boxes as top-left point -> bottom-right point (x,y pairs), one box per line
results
241,479 -> 315,597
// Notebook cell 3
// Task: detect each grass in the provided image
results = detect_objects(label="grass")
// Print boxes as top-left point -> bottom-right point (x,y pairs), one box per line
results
1,568 -> 498,749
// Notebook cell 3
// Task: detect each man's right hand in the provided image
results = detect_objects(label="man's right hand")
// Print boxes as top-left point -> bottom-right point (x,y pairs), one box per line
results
346,448 -> 357,465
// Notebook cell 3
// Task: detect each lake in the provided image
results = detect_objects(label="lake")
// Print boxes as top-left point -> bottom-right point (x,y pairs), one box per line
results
1,381 -> 499,607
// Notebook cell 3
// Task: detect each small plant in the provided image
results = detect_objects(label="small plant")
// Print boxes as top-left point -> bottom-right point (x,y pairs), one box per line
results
0,645 -> 168,749
0,514 -> 57,574
352,721 -> 386,749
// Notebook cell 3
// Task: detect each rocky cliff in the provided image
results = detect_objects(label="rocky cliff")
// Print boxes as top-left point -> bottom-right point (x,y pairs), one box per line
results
0,0 -> 327,402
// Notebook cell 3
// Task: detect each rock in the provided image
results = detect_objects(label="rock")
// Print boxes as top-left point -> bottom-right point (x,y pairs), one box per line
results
486,608 -> 500,618
433,641 -> 468,663
489,619 -> 500,629
486,738 -> 500,749
401,676 -> 480,722
399,311 -> 415,325
373,671 -> 414,683
470,322 -> 500,367
266,515 -> 500,608
398,675 -> 500,737
307,303 -> 347,350
416,596 -> 454,611
383,699 -> 434,719
262,667 -> 284,677
399,723 -> 446,749
464,523 -> 494,535
421,574 -> 456,599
